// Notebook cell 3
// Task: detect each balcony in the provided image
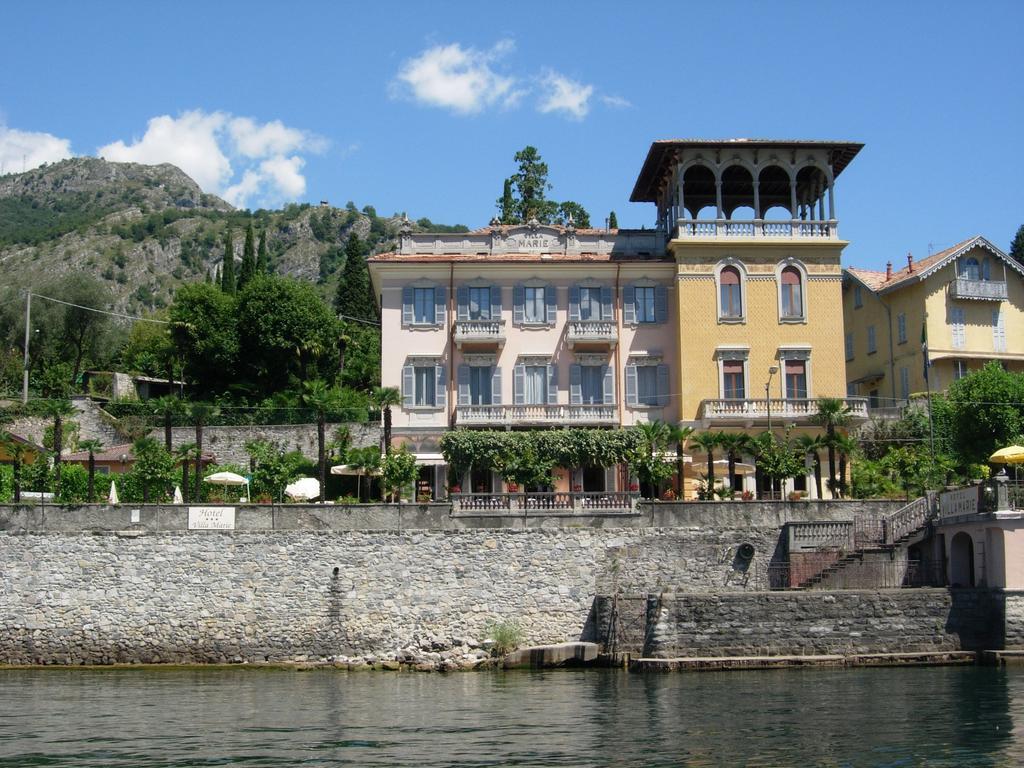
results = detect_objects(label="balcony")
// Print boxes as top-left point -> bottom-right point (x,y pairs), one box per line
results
456,403 -> 617,426
566,320 -> 618,349
949,278 -> 1008,301
675,219 -> 837,240
452,491 -> 638,516
454,319 -> 506,349
698,397 -> 869,425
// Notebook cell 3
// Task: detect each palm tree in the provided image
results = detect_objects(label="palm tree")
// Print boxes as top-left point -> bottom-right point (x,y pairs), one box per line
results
187,402 -> 219,500
717,432 -> 752,493
175,442 -> 199,503
835,433 -> 858,499
133,436 -> 160,503
347,445 -> 380,502
302,380 -> 341,503
635,420 -> 671,498
795,434 -> 825,499
371,386 -> 402,456
0,432 -> 29,503
812,398 -> 852,496
690,431 -> 722,494
666,424 -> 694,498
77,439 -> 103,502
150,395 -> 181,452
40,398 -> 75,497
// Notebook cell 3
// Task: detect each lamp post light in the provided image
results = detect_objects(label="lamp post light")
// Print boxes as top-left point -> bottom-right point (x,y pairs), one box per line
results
765,366 -> 779,432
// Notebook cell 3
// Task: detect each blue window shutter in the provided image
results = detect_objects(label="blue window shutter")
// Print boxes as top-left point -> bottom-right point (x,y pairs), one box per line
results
434,286 -> 446,326
457,364 -> 470,405
402,364 -> 414,408
402,286 -> 414,326
547,363 -> 558,405
513,363 -> 525,405
545,285 -> 557,324
625,364 -> 638,406
656,364 -> 670,406
456,286 -> 469,321
491,285 -> 502,320
435,364 -> 447,408
513,284 -> 524,326
603,364 -> 614,405
600,286 -> 613,321
623,284 -> 636,325
491,366 -> 502,406
570,364 -> 582,404
655,285 -> 668,323
569,285 -> 581,322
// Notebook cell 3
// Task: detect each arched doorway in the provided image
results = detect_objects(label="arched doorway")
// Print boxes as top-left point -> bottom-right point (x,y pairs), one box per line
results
950,532 -> 975,587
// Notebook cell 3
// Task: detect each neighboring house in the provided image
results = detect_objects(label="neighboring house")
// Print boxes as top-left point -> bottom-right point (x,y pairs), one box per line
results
369,138 -> 868,500
368,223 -> 675,498
843,236 -> 1023,409
631,138 -> 868,497
0,432 -> 43,465
64,443 -> 214,475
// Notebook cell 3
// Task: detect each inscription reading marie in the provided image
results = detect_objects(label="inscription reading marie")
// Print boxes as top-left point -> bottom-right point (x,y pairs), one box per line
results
508,234 -> 559,251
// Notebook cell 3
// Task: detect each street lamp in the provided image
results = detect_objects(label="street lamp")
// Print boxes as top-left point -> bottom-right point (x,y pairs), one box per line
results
765,366 -> 779,432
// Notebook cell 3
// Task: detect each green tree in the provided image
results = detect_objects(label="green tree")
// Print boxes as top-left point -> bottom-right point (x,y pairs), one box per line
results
1010,224 -> 1024,266
509,146 -> 557,223
812,398 -> 853,495
238,223 -> 257,289
346,445 -> 381,502
753,432 -> 804,497
237,276 -> 341,396
131,436 -> 176,503
40,396 -> 74,496
221,229 -> 236,295
333,234 -> 376,321
947,361 -> 1024,464
169,282 -> 239,396
187,402 -> 219,499
246,439 -> 301,502
796,433 -> 825,499
556,201 -> 591,228
628,421 -> 674,498
667,424 -> 694,497
51,274 -> 111,385
371,386 -> 401,455
256,228 -> 270,274
690,431 -> 722,490
381,445 -> 417,502
497,178 -> 516,224
301,380 -> 341,503
150,395 -> 181,452
608,211 -> 618,229
717,432 -> 753,492
0,432 -> 29,503
175,442 -> 199,503
118,312 -> 177,381
77,438 -> 103,502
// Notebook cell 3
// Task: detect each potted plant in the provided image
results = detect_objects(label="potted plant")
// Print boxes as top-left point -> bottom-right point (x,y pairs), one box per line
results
661,488 -> 677,501
449,483 -> 462,495
740,489 -> 754,501
572,484 -> 583,493
506,482 -> 519,493
629,482 -> 640,492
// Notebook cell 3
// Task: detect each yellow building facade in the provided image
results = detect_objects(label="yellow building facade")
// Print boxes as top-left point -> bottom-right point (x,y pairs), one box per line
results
843,236 -> 1024,407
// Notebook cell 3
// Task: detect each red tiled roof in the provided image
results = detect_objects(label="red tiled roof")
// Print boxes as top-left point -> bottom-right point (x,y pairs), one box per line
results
847,236 -> 994,294
65,443 -> 215,463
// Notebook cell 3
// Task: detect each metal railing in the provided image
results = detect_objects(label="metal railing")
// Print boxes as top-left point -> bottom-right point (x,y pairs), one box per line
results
768,559 -> 945,590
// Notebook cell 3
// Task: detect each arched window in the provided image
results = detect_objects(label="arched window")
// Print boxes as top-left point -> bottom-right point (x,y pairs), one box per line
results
780,266 -> 803,319
720,266 -> 742,319
959,257 -> 980,281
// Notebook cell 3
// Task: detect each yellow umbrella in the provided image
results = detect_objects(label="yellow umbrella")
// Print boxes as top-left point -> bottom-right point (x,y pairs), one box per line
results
990,446 -> 1024,464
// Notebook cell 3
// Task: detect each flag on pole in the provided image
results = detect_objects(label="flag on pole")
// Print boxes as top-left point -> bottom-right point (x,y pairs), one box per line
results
921,320 -> 930,382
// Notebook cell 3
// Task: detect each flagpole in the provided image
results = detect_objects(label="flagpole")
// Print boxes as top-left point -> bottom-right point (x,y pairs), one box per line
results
923,313 -> 936,487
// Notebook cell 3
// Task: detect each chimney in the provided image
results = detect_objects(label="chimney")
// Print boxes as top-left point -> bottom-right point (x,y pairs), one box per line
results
886,261 -> 893,281
906,252 -> 914,273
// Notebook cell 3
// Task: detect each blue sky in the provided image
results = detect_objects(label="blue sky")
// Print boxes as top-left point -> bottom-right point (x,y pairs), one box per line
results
1,0 -> 1021,269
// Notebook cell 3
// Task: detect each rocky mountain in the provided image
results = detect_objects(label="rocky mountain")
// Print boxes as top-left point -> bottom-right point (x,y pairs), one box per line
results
0,158 -> 455,315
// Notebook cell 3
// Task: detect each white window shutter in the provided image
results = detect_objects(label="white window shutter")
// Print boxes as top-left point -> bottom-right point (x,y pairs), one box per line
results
402,364 -> 414,408
513,363 -> 526,405
625,364 -> 638,406
490,285 -> 502,320
600,285 -> 613,321
402,286 -> 414,326
545,285 -> 557,324
570,364 -> 582,404
435,364 -> 447,408
569,286 -> 581,321
490,366 -> 502,406
456,286 -> 469,321
513,284 -> 524,325
434,286 -> 446,326
623,284 -> 636,325
547,363 -> 558,405
457,364 -> 470,405
603,364 -> 615,405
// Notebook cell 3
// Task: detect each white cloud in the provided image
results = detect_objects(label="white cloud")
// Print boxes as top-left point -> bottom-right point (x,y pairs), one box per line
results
600,94 -> 632,109
536,71 -> 593,120
0,124 -> 73,175
98,110 -> 327,208
393,40 -> 519,114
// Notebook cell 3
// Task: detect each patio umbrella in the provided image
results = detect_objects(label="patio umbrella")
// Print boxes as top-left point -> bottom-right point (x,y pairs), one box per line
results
712,459 -> 756,475
172,485 -> 183,504
108,480 -> 119,505
285,477 -> 320,501
204,471 -> 250,502
330,464 -> 382,476
989,446 -> 1024,464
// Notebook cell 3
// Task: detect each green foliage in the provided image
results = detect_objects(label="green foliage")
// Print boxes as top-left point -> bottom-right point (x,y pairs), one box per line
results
221,229 -> 236,294
627,421 -> 675,496
56,464 -> 88,504
497,178 -> 516,225
43,418 -> 78,452
117,313 -> 176,378
946,362 -> 1024,464
556,201 -> 590,228
238,224 -> 256,289
256,229 -> 270,275
414,217 -> 469,234
484,619 -> 524,657
608,211 -> 618,229
1010,224 -> 1024,265
751,432 -> 804,483
169,282 -> 239,395
496,146 -> 590,227
0,193 -> 118,247
0,464 -> 13,502
334,234 -> 376,321
381,445 -> 417,501
246,439 -> 304,502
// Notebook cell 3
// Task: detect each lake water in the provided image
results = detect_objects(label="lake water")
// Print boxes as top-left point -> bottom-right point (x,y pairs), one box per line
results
0,665 -> 1021,766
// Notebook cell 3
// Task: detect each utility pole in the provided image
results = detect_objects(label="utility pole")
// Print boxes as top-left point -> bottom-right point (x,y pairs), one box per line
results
21,291 -> 31,404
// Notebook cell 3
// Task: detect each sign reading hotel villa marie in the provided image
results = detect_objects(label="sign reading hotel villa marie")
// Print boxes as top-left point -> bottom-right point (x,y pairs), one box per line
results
187,507 -> 236,530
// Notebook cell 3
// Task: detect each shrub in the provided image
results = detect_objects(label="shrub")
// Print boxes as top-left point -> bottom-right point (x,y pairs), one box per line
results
484,619 -> 525,657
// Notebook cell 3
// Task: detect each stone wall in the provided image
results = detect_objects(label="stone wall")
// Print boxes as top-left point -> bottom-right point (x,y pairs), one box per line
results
168,422 -> 381,465
593,589 -> 1009,657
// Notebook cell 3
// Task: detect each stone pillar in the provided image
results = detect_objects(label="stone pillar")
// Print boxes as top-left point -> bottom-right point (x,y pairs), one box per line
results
996,471 -> 1010,512
827,176 -> 836,220
752,180 -> 761,220
677,177 -> 685,222
715,179 -> 724,220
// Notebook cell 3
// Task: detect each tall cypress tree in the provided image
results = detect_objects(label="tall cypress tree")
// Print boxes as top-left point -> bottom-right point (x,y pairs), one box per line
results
608,211 -> 618,229
497,178 -> 516,224
221,229 -> 236,295
334,233 -> 375,320
1011,224 -> 1024,266
257,229 -> 270,274
239,224 -> 256,288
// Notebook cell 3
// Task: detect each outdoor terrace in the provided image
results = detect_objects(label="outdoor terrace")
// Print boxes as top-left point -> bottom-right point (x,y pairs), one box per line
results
455,403 -> 617,427
698,397 -> 869,425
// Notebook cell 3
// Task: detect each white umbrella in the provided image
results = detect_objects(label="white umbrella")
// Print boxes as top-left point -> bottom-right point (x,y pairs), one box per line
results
711,459 -> 756,476
330,464 -> 381,476
173,485 -> 183,504
285,477 -> 320,501
108,480 -> 119,505
204,471 -> 250,502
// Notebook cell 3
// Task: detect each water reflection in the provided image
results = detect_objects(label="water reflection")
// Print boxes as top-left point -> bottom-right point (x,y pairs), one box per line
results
0,666 -> 1020,766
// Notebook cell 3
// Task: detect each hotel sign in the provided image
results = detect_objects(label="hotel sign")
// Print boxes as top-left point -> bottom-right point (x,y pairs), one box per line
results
188,506 -> 236,530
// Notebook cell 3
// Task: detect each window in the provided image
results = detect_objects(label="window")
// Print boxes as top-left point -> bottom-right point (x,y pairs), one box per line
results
524,286 -> 545,323
402,360 -> 446,409
523,365 -> 547,404
867,325 -> 877,354
897,313 -> 907,344
899,367 -> 910,401
959,257 -> 980,280
853,285 -> 863,308
723,360 -> 745,399
845,333 -> 854,361
719,266 -> 743,319
468,287 -> 491,320
993,309 -> 1007,352
580,365 -> 605,404
413,287 -> 435,325
626,362 -> 669,407
469,365 -> 492,405
784,359 -> 807,399
780,266 -> 803,319
414,366 -> 435,406
868,389 -> 879,409
951,308 -> 966,349
570,362 -> 612,405
953,359 -> 968,381
578,286 -> 601,321
635,286 -> 656,323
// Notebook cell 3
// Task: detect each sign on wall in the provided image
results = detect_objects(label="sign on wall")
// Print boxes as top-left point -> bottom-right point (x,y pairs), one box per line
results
188,506 -> 236,530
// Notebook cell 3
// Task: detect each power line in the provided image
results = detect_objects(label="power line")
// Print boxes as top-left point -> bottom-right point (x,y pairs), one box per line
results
29,292 -> 169,324
338,313 -> 380,327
